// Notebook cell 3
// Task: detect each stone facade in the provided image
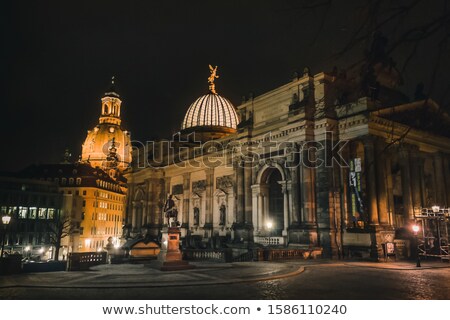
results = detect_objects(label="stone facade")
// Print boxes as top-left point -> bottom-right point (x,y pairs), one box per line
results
125,71 -> 450,259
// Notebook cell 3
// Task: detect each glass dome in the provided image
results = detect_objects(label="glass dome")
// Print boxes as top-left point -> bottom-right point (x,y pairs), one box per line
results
181,93 -> 239,130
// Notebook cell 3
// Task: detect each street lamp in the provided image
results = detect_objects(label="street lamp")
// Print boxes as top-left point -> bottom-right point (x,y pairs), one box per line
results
431,205 -> 440,213
1,215 -> 11,258
266,221 -> 273,247
412,224 -> 421,267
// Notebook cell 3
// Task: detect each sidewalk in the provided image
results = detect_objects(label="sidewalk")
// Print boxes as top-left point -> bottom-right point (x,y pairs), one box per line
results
0,259 -> 448,290
343,260 -> 450,270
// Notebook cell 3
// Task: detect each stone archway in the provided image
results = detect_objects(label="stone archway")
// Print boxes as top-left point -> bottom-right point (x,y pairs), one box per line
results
252,163 -> 290,240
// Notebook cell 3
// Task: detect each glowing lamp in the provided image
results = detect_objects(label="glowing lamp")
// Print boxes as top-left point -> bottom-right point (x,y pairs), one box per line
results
412,224 -> 420,235
432,205 -> 440,213
1,215 -> 11,225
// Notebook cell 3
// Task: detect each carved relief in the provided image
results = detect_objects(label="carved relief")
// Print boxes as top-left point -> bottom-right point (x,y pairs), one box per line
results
172,184 -> 183,195
216,174 -> 234,190
192,180 -> 206,193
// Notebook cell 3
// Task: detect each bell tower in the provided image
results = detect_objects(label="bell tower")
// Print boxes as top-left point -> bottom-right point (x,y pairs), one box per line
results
81,76 -> 132,172
100,76 -> 122,126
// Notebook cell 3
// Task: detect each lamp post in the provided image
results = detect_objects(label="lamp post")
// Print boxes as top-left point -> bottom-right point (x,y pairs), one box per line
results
1,215 -> 11,258
412,224 -> 421,268
266,221 -> 273,247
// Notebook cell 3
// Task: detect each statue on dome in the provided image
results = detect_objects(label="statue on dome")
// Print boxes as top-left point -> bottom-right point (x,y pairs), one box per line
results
208,65 -> 219,94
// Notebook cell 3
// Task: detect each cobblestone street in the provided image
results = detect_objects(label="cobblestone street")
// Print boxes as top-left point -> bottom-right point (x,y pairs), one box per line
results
1,260 -> 449,299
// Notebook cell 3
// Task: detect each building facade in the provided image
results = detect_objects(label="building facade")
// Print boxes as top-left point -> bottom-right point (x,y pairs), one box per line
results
20,163 -> 126,253
0,175 -> 67,260
125,64 -> 450,259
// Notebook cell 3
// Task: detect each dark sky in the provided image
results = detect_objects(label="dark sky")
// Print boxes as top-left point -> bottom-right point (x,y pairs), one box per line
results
1,0 -> 448,171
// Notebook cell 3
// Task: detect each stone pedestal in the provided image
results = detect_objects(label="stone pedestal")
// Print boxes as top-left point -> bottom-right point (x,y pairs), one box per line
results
157,227 -> 195,271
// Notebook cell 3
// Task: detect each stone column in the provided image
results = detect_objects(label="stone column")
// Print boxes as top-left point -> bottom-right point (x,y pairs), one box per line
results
235,160 -> 245,224
433,153 -> 446,206
290,165 -> 300,225
153,179 -> 164,226
146,179 -> 155,224
244,161 -> 253,224
410,148 -> 424,210
205,168 -> 214,228
251,185 -> 260,232
280,181 -> 289,236
443,157 -> 450,206
399,146 -> 414,220
182,173 -> 191,228
363,137 -> 379,225
385,155 -> 395,226
131,202 -> 138,231
375,140 -> 389,225
302,157 -> 315,225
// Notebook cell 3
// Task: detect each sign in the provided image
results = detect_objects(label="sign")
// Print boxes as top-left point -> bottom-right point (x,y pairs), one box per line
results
386,242 -> 395,255
349,158 -> 365,227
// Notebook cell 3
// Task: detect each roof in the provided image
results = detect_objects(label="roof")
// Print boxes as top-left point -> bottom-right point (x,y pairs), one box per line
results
18,162 -> 125,194
181,93 -> 239,130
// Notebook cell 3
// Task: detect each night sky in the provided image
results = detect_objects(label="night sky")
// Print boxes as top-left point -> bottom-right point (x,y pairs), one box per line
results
1,0 -> 449,171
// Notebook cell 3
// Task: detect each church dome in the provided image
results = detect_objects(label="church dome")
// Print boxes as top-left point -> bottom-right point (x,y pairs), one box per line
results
81,124 -> 132,171
81,78 -> 132,171
181,93 -> 239,130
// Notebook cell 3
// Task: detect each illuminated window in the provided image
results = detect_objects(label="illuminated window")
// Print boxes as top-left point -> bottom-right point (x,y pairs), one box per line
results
38,208 -> 47,219
29,207 -> 37,219
18,207 -> 28,219
47,208 -> 55,219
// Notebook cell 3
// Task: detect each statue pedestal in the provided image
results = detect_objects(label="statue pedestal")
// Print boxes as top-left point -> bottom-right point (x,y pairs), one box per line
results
157,227 -> 195,271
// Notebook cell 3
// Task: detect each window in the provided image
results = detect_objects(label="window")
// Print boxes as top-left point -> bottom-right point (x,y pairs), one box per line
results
38,208 -> 47,219
79,227 -> 84,235
18,207 -> 28,219
47,208 -> 55,219
61,178 -> 67,185
76,190 -> 79,196
82,200 -> 86,207
76,178 -> 82,185
29,207 -> 37,219
69,178 -> 74,185
81,212 -> 85,220
83,190 -> 87,196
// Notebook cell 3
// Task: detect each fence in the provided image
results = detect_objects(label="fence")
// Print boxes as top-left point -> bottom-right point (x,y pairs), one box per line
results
67,252 -> 107,271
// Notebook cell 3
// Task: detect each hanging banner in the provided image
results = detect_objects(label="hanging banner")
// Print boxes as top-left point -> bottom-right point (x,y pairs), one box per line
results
349,158 -> 365,228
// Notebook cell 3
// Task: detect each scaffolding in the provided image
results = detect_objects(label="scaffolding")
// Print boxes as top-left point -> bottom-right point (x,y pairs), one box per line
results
414,207 -> 450,261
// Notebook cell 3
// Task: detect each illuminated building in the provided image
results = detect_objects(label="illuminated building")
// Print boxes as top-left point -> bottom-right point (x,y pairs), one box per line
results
81,77 -> 132,173
20,163 -> 126,253
0,175 -> 67,260
126,63 -> 450,260
11,81 -> 130,256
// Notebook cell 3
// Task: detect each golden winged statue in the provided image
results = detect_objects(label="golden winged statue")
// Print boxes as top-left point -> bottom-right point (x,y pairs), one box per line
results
208,65 -> 219,94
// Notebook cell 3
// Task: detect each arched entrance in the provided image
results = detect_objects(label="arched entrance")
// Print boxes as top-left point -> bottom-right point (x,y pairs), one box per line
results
252,164 -> 289,241
267,169 -> 284,236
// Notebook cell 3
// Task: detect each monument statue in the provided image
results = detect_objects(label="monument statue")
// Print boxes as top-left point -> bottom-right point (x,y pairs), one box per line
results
219,204 -> 226,226
193,207 -> 200,226
163,194 -> 178,226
